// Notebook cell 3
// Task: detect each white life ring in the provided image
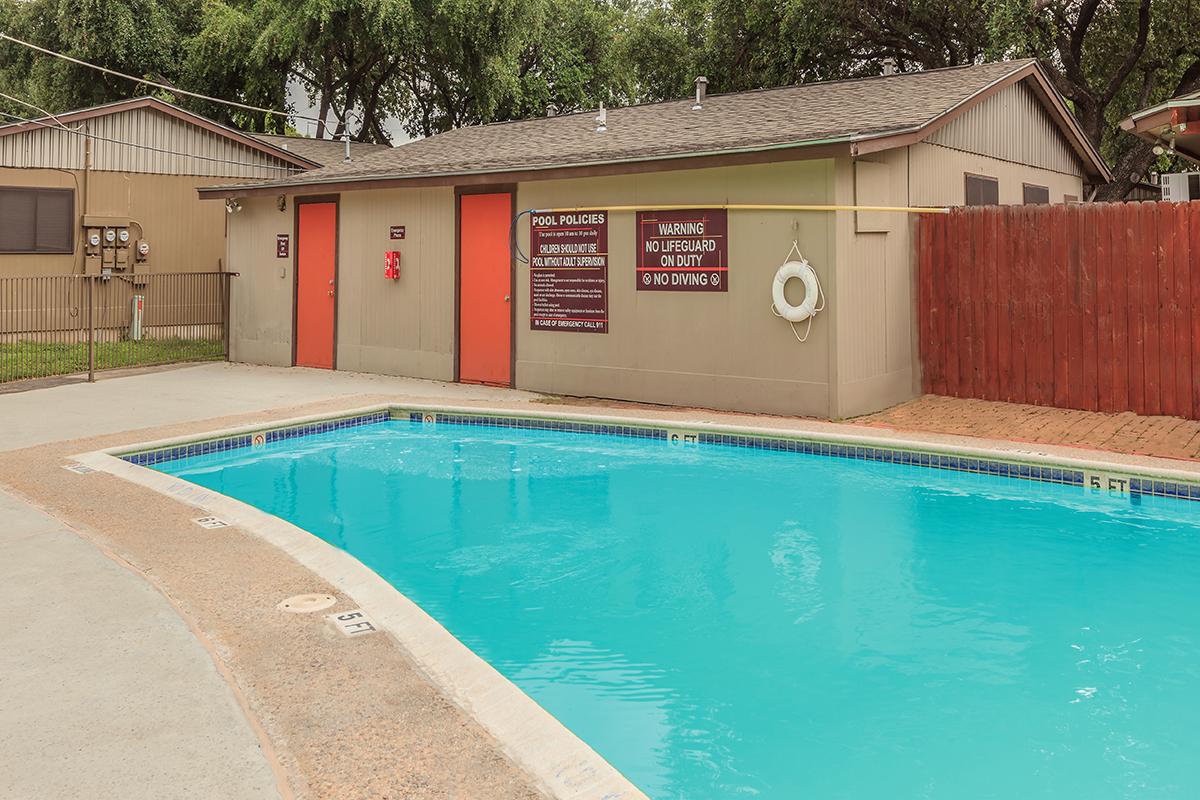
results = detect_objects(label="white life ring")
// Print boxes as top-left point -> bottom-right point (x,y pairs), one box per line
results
772,259 -> 821,322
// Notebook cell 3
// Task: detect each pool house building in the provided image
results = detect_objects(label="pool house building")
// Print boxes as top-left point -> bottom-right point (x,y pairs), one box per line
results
203,59 -> 1110,419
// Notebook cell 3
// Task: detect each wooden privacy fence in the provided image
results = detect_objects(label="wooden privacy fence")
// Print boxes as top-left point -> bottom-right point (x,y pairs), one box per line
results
918,201 -> 1200,419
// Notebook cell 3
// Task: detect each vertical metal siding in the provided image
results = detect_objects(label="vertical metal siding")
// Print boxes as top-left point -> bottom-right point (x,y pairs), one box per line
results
0,107 -> 300,179
908,143 -> 1084,207
928,82 -> 1083,176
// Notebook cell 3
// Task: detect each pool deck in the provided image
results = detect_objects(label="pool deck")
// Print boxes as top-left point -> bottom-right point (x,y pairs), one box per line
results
860,394 -> 1200,461
2,362 -> 1199,799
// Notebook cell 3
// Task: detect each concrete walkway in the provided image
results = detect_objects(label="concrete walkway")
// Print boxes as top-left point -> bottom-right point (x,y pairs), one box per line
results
0,364 -> 542,800
0,362 -> 536,452
0,488 -> 282,800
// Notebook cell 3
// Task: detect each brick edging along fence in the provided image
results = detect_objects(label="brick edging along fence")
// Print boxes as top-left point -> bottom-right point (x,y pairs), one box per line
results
918,201 -> 1200,420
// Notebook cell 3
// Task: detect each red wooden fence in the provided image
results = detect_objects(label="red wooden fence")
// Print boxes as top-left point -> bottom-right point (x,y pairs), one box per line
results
918,201 -> 1200,419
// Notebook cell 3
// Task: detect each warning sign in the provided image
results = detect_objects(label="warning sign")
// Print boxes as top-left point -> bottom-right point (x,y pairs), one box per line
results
636,209 -> 728,292
530,211 -> 608,333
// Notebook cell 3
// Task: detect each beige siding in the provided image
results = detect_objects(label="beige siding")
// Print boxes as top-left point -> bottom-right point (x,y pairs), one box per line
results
223,86 -> 1091,420
0,107 -> 300,179
907,142 -> 1084,206
833,151 -> 919,418
0,168 -> 76,274
227,161 -> 842,416
928,81 -> 1084,176
516,161 -> 838,417
227,195 -> 293,365
0,166 -> 242,276
336,187 -> 456,380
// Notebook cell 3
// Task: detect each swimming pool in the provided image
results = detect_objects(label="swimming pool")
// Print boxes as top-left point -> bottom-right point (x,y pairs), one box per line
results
154,416 -> 1200,799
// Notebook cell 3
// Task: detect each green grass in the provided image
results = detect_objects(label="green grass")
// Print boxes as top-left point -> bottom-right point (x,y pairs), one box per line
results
0,337 -> 224,382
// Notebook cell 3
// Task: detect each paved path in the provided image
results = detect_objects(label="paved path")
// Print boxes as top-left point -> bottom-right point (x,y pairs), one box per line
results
860,394 -> 1200,461
0,362 -> 535,452
0,364 -> 544,800
0,488 -> 282,800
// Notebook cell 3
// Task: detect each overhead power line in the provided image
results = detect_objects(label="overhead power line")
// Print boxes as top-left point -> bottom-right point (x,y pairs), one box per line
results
0,107 -> 303,173
0,89 -> 68,127
0,30 -> 325,125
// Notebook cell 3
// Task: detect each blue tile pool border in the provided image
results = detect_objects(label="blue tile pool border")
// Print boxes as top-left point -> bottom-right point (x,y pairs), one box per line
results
415,411 -> 668,441
115,407 -> 1200,501
119,410 -> 391,467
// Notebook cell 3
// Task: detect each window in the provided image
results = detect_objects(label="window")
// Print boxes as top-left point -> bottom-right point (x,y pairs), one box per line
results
0,187 -> 74,253
1064,195 -> 1079,204
1022,183 -> 1050,205
964,173 -> 999,206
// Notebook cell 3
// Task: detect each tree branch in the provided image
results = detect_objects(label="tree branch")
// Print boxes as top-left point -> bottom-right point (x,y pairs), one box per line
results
1099,0 -> 1152,105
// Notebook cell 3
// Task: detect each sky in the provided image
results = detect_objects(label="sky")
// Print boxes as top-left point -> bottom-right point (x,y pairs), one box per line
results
285,79 -> 411,145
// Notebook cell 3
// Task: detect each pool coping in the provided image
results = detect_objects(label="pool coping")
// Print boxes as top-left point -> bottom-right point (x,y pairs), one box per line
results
75,403 -> 649,800
71,401 -> 1200,800
101,401 -> 1200,497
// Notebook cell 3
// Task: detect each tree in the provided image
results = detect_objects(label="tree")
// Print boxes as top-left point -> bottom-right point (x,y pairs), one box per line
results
0,0 -> 203,115
179,0 -> 292,132
248,0 -> 414,142
989,0 -> 1200,200
7,0 -> 1200,197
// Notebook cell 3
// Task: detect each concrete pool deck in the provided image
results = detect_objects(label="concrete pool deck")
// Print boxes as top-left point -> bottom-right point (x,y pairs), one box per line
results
3,362 -> 1200,798
0,488 -> 283,800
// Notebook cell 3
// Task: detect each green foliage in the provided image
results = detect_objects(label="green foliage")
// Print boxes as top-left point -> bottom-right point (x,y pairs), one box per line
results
2,0 -> 1200,195
0,0 -> 203,115
180,0 -> 290,130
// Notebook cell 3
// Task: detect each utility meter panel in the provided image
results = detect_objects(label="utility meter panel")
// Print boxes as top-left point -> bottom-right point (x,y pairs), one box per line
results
82,215 -> 148,278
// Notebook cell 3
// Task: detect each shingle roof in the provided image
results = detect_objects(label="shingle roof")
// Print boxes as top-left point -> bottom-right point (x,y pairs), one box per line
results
205,59 -> 1107,193
252,133 -> 391,166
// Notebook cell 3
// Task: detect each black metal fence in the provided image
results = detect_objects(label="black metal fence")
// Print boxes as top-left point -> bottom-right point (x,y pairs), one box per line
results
0,272 -> 235,384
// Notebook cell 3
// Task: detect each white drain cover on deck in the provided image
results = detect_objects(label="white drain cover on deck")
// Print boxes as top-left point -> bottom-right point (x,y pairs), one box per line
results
277,593 -> 337,613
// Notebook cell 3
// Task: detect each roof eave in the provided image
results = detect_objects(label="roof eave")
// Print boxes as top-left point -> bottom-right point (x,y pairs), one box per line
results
853,60 -> 1112,183
1119,107 -> 1200,166
197,135 -> 860,198
200,60 -> 1114,196
0,96 -> 321,171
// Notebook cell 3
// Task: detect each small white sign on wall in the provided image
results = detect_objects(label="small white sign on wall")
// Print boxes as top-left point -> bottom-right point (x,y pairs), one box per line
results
326,609 -> 379,637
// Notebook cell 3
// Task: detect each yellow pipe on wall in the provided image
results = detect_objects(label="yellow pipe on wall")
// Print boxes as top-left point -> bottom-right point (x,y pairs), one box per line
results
528,203 -> 951,214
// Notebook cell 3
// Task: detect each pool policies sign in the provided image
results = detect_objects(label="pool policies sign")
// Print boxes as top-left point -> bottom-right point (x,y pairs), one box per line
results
636,209 -> 728,291
529,211 -> 609,333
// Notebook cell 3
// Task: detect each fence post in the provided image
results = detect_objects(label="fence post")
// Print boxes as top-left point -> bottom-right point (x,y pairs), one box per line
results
222,272 -> 232,359
87,276 -> 95,382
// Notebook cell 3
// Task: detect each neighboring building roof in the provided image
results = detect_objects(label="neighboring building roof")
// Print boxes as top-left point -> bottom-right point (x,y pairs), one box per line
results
252,133 -> 391,166
1119,92 -> 1200,164
201,59 -> 1110,197
0,96 -> 319,178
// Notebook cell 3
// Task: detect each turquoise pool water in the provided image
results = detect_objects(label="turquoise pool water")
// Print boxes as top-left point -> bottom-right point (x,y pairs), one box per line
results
158,420 -> 1200,799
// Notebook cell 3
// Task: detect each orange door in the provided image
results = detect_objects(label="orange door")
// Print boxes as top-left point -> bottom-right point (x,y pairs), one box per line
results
458,193 -> 512,385
295,202 -> 337,369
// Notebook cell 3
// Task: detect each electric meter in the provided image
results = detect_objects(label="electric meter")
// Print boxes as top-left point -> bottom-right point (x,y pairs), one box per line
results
137,241 -> 150,256
104,229 -> 116,243
88,233 -> 100,246
118,229 -> 130,243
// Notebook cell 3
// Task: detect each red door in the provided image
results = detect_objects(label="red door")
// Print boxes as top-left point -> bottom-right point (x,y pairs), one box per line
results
459,193 -> 512,385
295,201 -> 337,369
